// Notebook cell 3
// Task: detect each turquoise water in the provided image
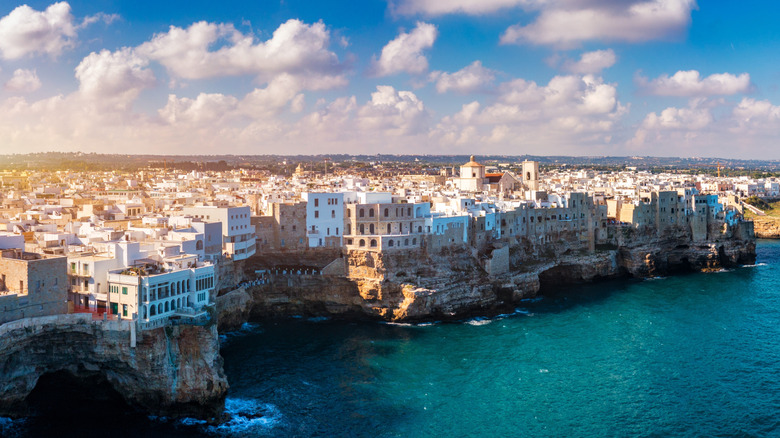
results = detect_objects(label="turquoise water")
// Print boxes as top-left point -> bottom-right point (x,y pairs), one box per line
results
7,240 -> 780,437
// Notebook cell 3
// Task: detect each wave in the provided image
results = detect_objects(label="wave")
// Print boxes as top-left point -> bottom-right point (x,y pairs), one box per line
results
382,321 -> 440,327
307,316 -> 330,322
741,263 -> 767,268
645,276 -> 667,281
466,317 -> 492,326
220,323 -> 263,345
206,398 -> 282,436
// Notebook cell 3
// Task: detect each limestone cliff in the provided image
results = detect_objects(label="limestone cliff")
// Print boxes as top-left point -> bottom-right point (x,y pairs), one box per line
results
216,222 -> 756,326
0,314 -> 227,420
751,216 -> 780,238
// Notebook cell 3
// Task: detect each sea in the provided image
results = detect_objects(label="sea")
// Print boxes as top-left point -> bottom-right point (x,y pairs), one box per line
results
4,239 -> 780,437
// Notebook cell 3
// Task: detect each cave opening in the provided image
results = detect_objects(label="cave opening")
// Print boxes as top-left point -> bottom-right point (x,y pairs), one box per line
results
25,370 -> 132,424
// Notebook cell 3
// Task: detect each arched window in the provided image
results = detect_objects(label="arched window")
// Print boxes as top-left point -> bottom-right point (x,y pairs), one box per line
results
408,207 -> 411,216
388,240 -> 394,247
412,238 -> 417,245
369,224 -> 375,234
404,238 -> 409,245
158,303 -> 163,314
331,210 -> 335,218
165,301 -> 169,312
370,239 -> 377,247
347,209 -> 351,217
359,209 -> 365,217
418,226 -> 422,233
415,207 -> 421,217
369,209 -> 375,217
150,305 -> 156,316
360,224 -> 365,234
359,239 -> 365,247
196,240 -> 203,250
387,224 -> 392,233
384,208 -> 389,217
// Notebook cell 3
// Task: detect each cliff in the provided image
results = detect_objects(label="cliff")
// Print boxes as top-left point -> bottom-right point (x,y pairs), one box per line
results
751,216 -> 780,238
217,222 -> 756,327
0,314 -> 227,420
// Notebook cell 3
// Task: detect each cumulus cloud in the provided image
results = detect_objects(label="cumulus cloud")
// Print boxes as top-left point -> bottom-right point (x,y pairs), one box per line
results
371,22 -> 437,76
562,49 -> 617,74
641,100 -> 713,130
357,85 -> 429,134
501,0 -> 697,47
74,48 -> 156,109
637,70 -> 751,96
0,2 -> 76,59
4,69 -> 42,92
431,74 -> 627,152
392,0 -> 537,16
136,19 -> 346,88
429,61 -> 496,93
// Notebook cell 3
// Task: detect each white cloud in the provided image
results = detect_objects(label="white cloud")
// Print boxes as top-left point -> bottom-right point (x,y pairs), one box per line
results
78,12 -> 120,29
74,48 -> 156,110
637,70 -> 751,96
501,0 -> 697,47
431,74 -> 627,153
136,19 -> 346,88
371,22 -> 437,76
392,0 -> 537,16
357,85 -> 429,134
429,61 -> 496,93
4,69 -> 42,92
641,101 -> 713,130
0,2 -> 76,59
562,49 -> 616,74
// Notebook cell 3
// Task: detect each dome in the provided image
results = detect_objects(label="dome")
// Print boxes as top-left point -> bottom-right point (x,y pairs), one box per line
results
462,155 -> 484,167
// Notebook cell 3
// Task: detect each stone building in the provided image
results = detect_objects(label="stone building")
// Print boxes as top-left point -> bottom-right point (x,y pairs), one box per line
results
344,202 -> 428,251
0,249 -> 67,325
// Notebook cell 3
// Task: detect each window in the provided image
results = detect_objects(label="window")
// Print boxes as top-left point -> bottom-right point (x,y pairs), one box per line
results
332,210 -> 335,218
360,209 -> 365,217
369,209 -> 375,217
315,198 -> 319,207
122,287 -> 128,295
122,304 -> 128,317
384,208 -> 389,217
315,211 -> 319,218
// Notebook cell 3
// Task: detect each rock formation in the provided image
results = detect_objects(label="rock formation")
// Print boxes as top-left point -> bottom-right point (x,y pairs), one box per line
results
216,222 -> 756,327
751,216 -> 780,238
0,314 -> 227,420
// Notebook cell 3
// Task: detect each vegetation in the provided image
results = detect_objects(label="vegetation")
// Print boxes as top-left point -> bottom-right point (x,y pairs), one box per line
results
744,198 -> 780,218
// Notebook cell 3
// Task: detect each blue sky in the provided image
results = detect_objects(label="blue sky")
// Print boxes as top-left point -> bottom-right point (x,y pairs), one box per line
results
0,0 -> 779,158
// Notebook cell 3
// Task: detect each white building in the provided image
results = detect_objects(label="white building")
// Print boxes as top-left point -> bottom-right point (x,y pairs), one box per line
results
301,192 -> 345,247
182,206 -> 256,260
107,256 -> 215,325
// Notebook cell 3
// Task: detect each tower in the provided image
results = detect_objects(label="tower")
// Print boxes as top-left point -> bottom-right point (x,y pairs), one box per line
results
522,160 -> 539,191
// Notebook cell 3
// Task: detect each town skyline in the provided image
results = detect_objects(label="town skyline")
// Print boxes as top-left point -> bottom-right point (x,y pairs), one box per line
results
1,0 -> 779,158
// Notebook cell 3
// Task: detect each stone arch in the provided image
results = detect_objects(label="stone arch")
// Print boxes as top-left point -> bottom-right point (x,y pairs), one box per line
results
412,238 -> 417,245
149,305 -> 156,317
370,239 -> 377,247
369,208 -> 375,217
196,240 -> 203,251
157,303 -> 162,314
388,239 -> 394,247
404,238 -> 409,246
384,208 -> 389,217
165,301 -> 169,312
359,239 -> 365,247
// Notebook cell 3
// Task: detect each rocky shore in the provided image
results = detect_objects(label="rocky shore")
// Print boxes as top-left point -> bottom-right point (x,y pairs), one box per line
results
0,314 -> 227,420
218,222 -> 756,329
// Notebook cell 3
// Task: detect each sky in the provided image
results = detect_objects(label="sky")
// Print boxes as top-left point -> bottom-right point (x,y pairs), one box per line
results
0,0 -> 779,158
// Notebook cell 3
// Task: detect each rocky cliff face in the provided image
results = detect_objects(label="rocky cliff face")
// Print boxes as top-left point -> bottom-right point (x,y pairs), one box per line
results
0,314 -> 227,420
751,217 -> 780,238
216,222 -> 756,326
